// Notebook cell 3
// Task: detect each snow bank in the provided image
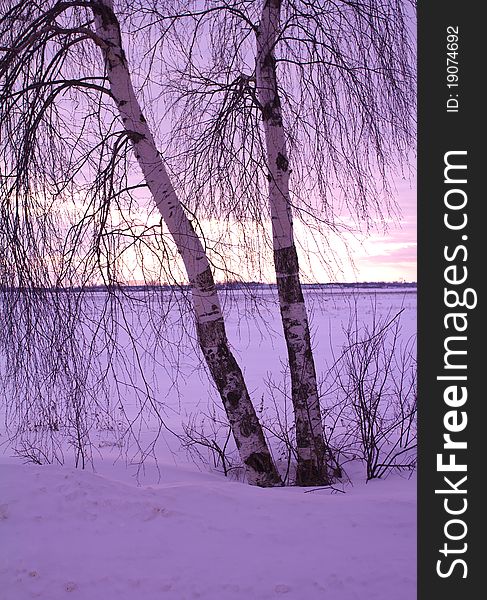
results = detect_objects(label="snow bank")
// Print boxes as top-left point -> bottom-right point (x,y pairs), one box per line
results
0,459 -> 415,600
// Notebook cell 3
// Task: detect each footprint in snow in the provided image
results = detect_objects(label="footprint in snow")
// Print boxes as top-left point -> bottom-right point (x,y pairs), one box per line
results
143,506 -> 168,521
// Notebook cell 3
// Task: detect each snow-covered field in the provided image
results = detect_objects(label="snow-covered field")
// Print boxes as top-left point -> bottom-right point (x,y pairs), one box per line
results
0,287 -> 417,600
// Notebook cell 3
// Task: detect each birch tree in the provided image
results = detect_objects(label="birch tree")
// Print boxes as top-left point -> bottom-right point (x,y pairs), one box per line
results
155,0 -> 415,485
0,0 -> 281,486
255,0 -> 326,485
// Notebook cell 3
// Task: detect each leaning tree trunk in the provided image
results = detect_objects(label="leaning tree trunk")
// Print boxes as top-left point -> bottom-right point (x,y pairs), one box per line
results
92,0 -> 280,487
256,0 -> 329,485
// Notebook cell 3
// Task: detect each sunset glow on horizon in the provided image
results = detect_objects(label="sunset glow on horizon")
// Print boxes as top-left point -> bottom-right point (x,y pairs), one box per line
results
114,177 -> 416,286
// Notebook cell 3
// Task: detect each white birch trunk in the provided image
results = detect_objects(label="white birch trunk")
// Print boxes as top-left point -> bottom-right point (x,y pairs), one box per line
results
92,0 -> 280,486
256,0 -> 329,485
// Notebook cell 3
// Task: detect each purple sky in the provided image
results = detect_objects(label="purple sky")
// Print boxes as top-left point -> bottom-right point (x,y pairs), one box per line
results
348,179 -> 416,282
23,1 -> 417,286
117,174 -> 416,285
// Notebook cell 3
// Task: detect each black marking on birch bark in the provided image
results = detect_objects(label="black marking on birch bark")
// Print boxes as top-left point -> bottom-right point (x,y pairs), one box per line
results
296,420 -> 311,443
274,246 -> 304,304
284,327 -> 299,341
296,459 -> 328,486
196,318 -> 225,348
262,100 -> 283,126
127,131 -> 145,143
292,374 -> 314,406
139,114 -> 147,123
276,152 -> 289,172
274,245 -> 299,274
239,413 -> 258,437
118,99 -> 127,106
226,391 -> 241,408
244,452 -> 276,476
272,94 -> 281,111
303,344 -> 314,364
265,0 -> 282,10
194,267 -> 215,293
297,427 -> 329,486
262,52 -> 276,69
94,2 -> 118,27
286,333 -> 317,401
262,103 -> 273,122
287,318 -> 301,329
95,3 -> 124,43
277,276 -> 304,304
94,5 -> 125,52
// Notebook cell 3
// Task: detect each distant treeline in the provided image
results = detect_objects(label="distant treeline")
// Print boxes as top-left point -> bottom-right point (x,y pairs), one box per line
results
1,281 -> 417,293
